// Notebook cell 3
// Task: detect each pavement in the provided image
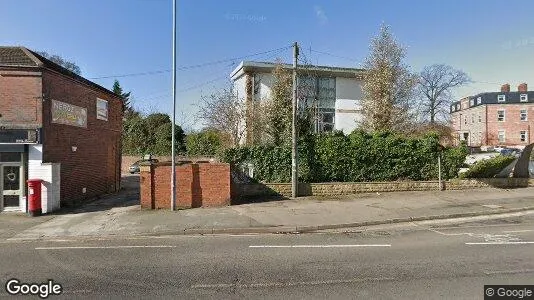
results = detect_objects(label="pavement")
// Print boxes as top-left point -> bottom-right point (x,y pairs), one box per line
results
2,174 -> 534,240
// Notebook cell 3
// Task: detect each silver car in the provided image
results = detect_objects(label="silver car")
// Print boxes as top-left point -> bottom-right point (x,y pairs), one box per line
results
129,159 -> 159,174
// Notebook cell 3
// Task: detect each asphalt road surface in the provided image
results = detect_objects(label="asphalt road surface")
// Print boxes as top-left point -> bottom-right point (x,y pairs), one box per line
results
1,214 -> 533,299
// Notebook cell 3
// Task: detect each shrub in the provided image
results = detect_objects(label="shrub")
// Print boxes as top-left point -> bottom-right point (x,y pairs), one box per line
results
220,131 -> 468,183
460,155 -> 516,178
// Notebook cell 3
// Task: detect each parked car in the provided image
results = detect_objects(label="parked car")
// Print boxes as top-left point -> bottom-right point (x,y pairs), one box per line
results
129,159 -> 159,174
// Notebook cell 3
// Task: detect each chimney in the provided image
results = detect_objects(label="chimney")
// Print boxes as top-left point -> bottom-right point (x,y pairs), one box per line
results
501,83 -> 510,93
518,83 -> 528,92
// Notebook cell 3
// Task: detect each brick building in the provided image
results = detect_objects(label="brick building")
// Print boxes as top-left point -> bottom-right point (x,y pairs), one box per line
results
450,83 -> 534,148
0,46 -> 123,213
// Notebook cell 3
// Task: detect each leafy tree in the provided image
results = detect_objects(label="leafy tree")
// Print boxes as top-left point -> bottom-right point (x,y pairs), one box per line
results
417,64 -> 471,124
360,24 -> 418,132
122,115 -> 149,155
263,62 -> 293,146
112,80 -> 134,116
36,51 -> 81,75
121,113 -> 185,155
151,122 -> 186,155
186,129 -> 223,156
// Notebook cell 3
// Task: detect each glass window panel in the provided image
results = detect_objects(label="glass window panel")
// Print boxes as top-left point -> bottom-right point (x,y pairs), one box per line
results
3,166 -> 20,191
0,152 -> 21,162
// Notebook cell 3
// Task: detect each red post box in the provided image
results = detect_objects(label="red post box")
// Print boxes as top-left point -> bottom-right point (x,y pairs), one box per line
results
27,179 -> 43,217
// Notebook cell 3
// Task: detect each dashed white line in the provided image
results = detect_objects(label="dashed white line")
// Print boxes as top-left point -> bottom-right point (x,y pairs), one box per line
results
502,229 -> 533,233
465,241 -> 534,245
249,244 -> 391,248
35,245 -> 177,250
191,277 -> 395,289
484,269 -> 534,275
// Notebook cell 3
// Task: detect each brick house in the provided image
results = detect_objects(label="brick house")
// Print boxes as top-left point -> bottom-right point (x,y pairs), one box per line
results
450,83 -> 534,148
0,46 -> 123,213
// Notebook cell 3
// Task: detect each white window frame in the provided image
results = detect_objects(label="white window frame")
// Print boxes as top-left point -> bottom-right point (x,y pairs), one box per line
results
498,130 -> 506,143
456,104 -> 460,110
520,130 -> 527,142
497,110 -> 505,122
520,94 -> 528,102
476,97 -> 482,105
520,109 -> 528,121
497,94 -> 506,102
469,99 -> 474,106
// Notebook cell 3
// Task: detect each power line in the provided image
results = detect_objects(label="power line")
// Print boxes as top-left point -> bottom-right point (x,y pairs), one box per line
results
310,49 -> 362,65
89,44 -> 292,80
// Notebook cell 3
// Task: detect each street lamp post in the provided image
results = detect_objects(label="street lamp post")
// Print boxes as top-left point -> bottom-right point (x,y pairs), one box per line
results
171,0 -> 177,211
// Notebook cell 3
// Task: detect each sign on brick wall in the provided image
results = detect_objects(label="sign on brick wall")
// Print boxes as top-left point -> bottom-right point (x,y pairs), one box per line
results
51,100 -> 87,128
96,98 -> 108,121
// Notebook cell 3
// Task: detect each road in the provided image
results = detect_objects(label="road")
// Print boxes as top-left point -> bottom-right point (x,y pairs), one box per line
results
1,214 -> 533,299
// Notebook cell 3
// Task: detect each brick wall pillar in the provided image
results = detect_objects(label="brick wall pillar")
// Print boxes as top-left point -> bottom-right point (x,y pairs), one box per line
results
139,165 -> 154,209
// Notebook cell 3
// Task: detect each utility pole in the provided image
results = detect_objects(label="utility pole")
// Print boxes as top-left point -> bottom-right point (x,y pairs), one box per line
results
291,42 -> 299,198
170,0 -> 177,211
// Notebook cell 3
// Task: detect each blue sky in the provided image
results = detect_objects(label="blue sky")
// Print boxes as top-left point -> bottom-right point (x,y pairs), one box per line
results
1,0 -> 533,131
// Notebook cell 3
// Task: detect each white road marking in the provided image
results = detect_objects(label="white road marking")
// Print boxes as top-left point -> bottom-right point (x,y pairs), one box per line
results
191,277 -> 395,289
35,245 -> 177,250
484,269 -> 534,275
465,241 -> 534,245
502,229 -> 533,233
249,244 -> 391,248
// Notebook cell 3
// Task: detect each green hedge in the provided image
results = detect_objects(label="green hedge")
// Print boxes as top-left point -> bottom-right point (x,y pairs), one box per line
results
221,131 -> 468,183
460,155 -> 516,178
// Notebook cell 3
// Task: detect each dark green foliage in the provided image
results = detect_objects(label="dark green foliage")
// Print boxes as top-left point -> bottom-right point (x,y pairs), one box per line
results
220,131 -> 468,183
186,130 -> 223,156
460,155 -> 516,179
122,113 -> 185,155
112,80 -> 132,114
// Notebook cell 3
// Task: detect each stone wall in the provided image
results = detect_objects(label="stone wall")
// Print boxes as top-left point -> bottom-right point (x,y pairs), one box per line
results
238,178 -> 530,198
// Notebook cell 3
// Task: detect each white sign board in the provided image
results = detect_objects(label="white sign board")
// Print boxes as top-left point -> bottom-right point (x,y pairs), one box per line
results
96,98 -> 108,121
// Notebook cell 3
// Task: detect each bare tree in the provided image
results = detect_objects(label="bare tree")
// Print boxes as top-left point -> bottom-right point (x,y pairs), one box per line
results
417,64 -> 471,124
36,51 -> 82,75
198,83 -> 246,147
360,24 -> 418,132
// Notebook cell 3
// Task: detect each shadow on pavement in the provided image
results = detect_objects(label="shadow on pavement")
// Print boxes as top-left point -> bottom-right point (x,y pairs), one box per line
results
49,174 -> 140,215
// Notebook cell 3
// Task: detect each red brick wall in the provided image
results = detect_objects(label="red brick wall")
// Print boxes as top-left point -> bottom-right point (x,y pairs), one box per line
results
41,69 -> 123,206
0,69 -> 43,128
451,103 -> 534,147
140,163 -> 232,209
486,104 -> 534,146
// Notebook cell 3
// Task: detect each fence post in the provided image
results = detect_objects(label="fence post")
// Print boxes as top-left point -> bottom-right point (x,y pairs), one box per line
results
438,154 -> 442,191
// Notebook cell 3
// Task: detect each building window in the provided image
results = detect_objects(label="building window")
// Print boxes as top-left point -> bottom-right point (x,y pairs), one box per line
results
464,116 -> 467,125
476,97 -> 482,105
253,74 -> 262,100
498,130 -> 505,143
521,109 -> 528,121
451,106 -> 455,112
478,114 -> 481,122
520,94 -> 528,102
520,131 -> 527,142
471,114 -> 474,123
456,104 -> 460,110
497,94 -> 506,102
497,110 -> 505,122
96,98 -> 108,121
469,99 -> 474,106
